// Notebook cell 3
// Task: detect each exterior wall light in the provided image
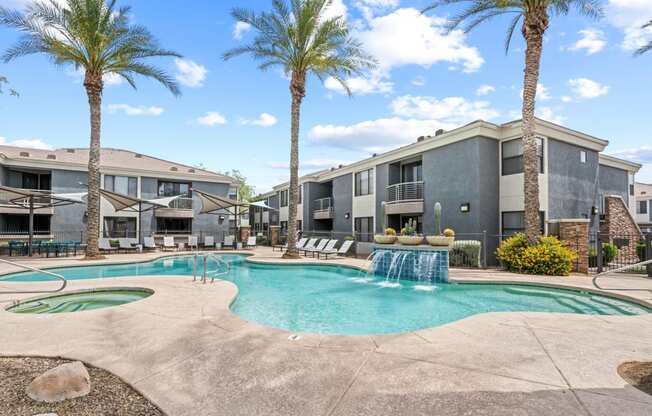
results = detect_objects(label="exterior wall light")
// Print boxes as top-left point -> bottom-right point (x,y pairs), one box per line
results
591,206 -> 599,216
345,213 -> 350,219
460,203 -> 470,213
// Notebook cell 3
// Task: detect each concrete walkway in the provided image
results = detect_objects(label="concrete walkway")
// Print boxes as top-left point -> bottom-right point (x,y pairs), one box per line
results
1,248 -> 652,415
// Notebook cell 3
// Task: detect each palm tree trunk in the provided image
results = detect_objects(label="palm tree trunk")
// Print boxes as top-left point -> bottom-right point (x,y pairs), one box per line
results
283,71 -> 306,259
521,12 -> 548,244
84,72 -> 104,259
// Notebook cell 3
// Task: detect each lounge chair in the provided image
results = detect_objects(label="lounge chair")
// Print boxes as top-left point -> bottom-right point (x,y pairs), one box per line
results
246,236 -> 257,249
318,240 -> 354,259
143,237 -> 157,251
162,236 -> 176,251
273,237 -> 307,252
289,238 -> 315,253
99,238 -> 117,254
223,235 -> 234,250
118,238 -> 137,253
188,235 -> 199,251
203,236 -> 215,250
302,239 -> 329,257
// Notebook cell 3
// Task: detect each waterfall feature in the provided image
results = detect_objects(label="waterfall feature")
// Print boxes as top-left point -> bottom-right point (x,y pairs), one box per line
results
369,247 -> 449,284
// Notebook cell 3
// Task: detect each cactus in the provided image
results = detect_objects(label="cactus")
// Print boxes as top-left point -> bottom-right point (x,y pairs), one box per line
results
434,202 -> 442,235
401,218 -> 417,236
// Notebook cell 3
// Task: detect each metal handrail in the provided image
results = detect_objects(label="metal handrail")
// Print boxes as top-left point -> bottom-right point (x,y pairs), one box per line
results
0,258 -> 67,294
592,259 -> 652,290
193,253 -> 231,284
386,181 -> 424,202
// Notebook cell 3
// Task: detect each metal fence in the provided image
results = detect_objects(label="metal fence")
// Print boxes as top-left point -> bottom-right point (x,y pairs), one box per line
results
590,231 -> 652,275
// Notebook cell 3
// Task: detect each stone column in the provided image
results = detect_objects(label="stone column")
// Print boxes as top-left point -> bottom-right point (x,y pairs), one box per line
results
551,219 -> 590,274
270,225 -> 280,247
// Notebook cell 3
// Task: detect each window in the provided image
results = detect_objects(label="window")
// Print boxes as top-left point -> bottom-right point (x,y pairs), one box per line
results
501,211 -> 545,236
630,184 -> 635,196
355,217 -> 373,242
158,181 -> 190,197
12,171 -> 51,190
156,218 -> 192,234
580,151 -> 586,164
401,162 -> 422,182
105,175 -> 138,197
355,169 -> 374,196
639,201 -> 649,215
1,214 -> 51,234
280,221 -> 288,233
103,217 -> 137,238
280,190 -> 289,207
502,138 -> 544,176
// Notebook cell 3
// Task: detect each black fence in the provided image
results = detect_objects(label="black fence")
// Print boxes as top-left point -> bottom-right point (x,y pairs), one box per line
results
590,232 -> 652,275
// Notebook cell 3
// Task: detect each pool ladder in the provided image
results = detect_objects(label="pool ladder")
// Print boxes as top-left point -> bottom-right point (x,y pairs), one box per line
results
192,253 -> 230,284
0,257 -> 67,295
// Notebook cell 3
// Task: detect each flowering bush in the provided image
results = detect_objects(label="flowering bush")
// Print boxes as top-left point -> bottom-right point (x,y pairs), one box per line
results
443,228 -> 455,237
496,234 -> 577,276
384,227 -> 396,236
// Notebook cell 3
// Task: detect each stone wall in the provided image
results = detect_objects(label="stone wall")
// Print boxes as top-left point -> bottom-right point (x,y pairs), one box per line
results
600,196 -> 642,262
552,220 -> 589,274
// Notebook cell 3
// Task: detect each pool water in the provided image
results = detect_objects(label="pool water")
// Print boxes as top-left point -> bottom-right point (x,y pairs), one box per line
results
7,288 -> 153,314
1,255 -> 649,334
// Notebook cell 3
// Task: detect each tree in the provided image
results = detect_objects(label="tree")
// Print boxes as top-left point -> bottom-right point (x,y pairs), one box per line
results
224,0 -> 375,258
1,0 -> 181,258
0,75 -> 18,96
635,21 -> 652,55
223,169 -> 255,202
424,0 -> 602,243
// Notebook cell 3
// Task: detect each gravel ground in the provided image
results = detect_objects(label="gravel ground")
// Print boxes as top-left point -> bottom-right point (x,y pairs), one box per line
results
0,357 -> 163,416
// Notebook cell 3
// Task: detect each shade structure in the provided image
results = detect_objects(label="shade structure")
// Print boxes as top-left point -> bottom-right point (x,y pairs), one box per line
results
0,186 -> 85,256
193,189 -> 248,215
248,200 -> 278,211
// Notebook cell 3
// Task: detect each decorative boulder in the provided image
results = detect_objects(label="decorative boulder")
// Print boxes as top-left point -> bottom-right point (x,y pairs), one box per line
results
27,361 -> 91,403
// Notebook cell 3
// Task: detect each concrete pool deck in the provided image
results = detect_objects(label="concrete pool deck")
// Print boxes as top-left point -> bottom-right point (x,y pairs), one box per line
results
1,247 -> 652,415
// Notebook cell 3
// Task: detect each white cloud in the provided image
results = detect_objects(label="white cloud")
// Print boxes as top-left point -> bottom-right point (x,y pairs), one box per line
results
322,0 -> 348,20
354,8 -> 484,74
0,136 -> 53,150
411,76 -> 426,86
309,117 -> 456,153
535,106 -> 566,125
568,29 -> 606,55
609,145 -> 652,163
174,58 -> 207,88
241,113 -> 278,127
561,95 -> 573,103
324,74 -> 393,95
568,78 -> 610,99
390,95 -> 499,122
359,0 -> 400,7
520,83 -> 551,101
476,84 -> 495,96
606,0 -> 652,50
266,159 -> 353,170
103,72 -> 123,86
233,21 -> 251,40
197,111 -> 227,126
107,104 -> 164,116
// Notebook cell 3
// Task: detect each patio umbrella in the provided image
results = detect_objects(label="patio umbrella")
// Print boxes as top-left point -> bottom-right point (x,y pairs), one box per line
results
0,186 -> 85,256
192,188 -> 249,242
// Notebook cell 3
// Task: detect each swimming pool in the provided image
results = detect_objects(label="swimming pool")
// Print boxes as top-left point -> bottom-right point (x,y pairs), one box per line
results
1,254 -> 649,334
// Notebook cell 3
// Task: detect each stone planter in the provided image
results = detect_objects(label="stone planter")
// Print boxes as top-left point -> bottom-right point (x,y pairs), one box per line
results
397,235 -> 424,245
374,234 -> 397,244
426,235 -> 455,247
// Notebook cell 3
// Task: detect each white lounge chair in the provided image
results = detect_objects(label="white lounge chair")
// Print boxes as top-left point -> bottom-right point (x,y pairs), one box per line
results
302,239 -> 329,257
118,238 -> 137,253
188,235 -> 199,251
273,237 -> 308,252
294,238 -> 316,253
162,236 -> 176,251
318,240 -> 354,259
203,236 -> 215,249
246,236 -> 257,249
143,237 -> 157,251
98,238 -> 117,254
223,235 -> 234,250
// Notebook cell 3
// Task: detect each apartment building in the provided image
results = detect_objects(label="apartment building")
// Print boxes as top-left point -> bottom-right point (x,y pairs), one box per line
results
260,118 -> 641,256
0,146 -> 238,241
635,182 -> 652,232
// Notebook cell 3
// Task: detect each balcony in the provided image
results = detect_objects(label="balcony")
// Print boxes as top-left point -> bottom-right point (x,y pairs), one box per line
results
385,181 -> 424,215
155,197 -> 194,218
313,197 -> 335,220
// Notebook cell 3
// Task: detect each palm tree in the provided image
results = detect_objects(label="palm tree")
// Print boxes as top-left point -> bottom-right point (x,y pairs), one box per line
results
0,0 -> 181,258
424,0 -> 602,243
635,21 -> 652,55
0,75 -> 18,96
224,0 -> 375,258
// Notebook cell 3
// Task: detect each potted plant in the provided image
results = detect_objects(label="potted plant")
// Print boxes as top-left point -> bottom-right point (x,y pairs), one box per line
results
374,227 -> 398,244
426,202 -> 455,247
397,218 -> 423,245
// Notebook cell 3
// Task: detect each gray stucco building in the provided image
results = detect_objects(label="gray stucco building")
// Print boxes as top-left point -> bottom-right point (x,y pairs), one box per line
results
0,146 -> 238,242
258,118 -> 641,253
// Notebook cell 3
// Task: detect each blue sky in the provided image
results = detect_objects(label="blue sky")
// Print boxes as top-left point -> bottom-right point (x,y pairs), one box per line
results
0,0 -> 651,192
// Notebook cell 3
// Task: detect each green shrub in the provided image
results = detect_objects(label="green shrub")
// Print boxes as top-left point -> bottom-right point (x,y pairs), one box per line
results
450,240 -> 481,268
638,242 -> 650,262
496,234 -> 577,276
588,243 -> 618,267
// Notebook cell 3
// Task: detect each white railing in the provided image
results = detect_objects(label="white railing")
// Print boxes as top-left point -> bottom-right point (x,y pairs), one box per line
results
314,197 -> 334,214
168,197 -> 193,210
0,258 -> 67,295
386,181 -> 424,202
